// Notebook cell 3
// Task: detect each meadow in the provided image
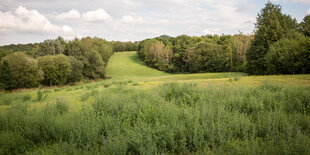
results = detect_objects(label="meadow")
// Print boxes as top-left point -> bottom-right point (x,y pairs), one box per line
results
0,51 -> 310,154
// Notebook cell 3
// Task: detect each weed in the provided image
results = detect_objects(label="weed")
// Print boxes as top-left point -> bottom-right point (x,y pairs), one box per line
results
54,88 -> 61,92
37,90 -> 48,101
0,98 -> 13,106
22,95 -> 31,102
55,98 -> 69,115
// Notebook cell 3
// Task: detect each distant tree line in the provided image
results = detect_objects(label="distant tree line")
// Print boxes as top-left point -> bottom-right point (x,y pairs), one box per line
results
0,38 -> 140,90
138,2 -> 310,75
111,41 -> 139,52
138,34 -> 253,73
0,37 -> 115,90
0,43 -> 39,60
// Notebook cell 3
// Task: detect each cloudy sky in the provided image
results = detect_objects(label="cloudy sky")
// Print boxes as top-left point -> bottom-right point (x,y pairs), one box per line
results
0,0 -> 309,45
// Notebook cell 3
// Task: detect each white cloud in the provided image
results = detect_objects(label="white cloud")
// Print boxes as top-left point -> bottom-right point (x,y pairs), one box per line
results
203,28 -> 219,35
292,0 -> 310,4
121,15 -> 144,24
56,9 -> 80,20
0,6 -> 62,33
272,0 -> 310,4
307,9 -> 310,15
62,25 -> 73,33
82,9 -> 111,22
0,6 -> 80,40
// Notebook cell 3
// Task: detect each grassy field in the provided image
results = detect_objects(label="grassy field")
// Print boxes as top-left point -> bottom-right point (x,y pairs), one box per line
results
0,51 -> 310,154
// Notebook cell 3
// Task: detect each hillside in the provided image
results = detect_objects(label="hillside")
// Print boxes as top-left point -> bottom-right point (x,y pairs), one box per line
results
0,51 -> 310,154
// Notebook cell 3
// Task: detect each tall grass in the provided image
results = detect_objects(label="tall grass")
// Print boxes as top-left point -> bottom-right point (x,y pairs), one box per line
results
0,82 -> 309,154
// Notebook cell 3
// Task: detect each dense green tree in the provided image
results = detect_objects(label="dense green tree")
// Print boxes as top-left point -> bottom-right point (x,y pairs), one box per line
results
265,30 -> 310,74
111,41 -> 138,52
65,39 -> 84,59
246,2 -> 297,75
172,35 -> 197,72
35,39 -> 65,57
67,56 -> 84,83
0,48 -> 13,60
0,60 -> 14,90
217,35 -> 235,71
2,52 -> 43,88
88,37 -> 113,63
82,49 -> 106,79
37,54 -> 71,86
64,37 -> 112,79
185,42 -> 226,72
299,15 -> 310,37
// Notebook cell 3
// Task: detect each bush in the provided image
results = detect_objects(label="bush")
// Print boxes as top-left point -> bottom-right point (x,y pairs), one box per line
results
37,54 -> 72,86
185,42 -> 227,72
37,90 -> 47,101
266,31 -> 310,74
1,83 -> 310,154
55,98 -> 69,115
22,95 -> 32,102
1,52 -> 43,89
67,57 -> 84,83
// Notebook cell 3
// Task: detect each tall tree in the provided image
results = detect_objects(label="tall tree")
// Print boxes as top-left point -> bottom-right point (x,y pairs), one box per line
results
299,15 -> 310,37
2,52 -> 43,88
0,60 -> 14,90
246,2 -> 297,75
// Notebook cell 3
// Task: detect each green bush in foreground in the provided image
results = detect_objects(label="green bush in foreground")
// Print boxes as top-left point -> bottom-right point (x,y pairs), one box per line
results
0,82 -> 309,154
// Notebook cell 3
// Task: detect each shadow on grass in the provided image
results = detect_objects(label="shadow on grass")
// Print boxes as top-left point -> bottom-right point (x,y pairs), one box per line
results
128,52 -> 150,67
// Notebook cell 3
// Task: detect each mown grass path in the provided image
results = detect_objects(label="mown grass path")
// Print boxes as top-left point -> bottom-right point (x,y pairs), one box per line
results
106,51 -> 229,82
106,51 -> 169,79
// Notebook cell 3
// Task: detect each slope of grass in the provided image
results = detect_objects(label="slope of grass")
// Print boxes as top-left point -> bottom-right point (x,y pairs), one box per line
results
106,51 -> 169,79
106,51 -> 231,83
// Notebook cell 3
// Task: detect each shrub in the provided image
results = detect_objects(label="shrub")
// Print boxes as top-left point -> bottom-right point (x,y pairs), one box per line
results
185,42 -> 227,72
1,52 -> 43,89
37,90 -> 47,101
265,31 -> 310,74
37,54 -> 72,86
55,98 -> 69,115
22,95 -> 32,102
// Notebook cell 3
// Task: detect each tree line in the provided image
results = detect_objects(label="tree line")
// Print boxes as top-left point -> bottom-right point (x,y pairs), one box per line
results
138,2 -> 310,74
0,38 -> 139,90
138,34 -> 253,73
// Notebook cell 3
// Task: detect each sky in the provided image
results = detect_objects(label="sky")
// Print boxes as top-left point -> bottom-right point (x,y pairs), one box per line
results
0,0 -> 309,45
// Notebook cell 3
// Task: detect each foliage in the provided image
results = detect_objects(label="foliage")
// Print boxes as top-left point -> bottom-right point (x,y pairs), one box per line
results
185,42 -> 226,72
37,54 -> 72,86
232,34 -> 253,71
22,95 -> 31,102
34,37 -> 65,57
246,2 -> 298,75
0,82 -> 309,154
1,52 -> 43,89
138,34 -> 251,73
299,15 -> 310,37
0,61 -> 14,90
67,56 -> 84,83
112,41 -> 139,52
65,37 -> 113,79
139,39 -> 173,71
265,30 -> 310,74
